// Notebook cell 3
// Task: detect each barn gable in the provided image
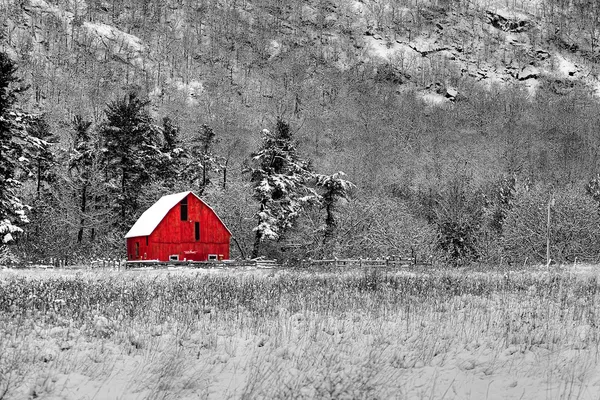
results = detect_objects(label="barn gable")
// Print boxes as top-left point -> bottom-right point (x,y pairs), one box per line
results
125,191 -> 231,239
125,191 -> 232,262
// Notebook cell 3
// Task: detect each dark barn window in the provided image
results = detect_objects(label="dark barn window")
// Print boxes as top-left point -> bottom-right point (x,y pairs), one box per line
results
195,222 -> 200,241
180,197 -> 188,221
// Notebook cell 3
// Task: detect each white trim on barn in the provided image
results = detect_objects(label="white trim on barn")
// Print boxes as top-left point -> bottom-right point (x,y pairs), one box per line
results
124,191 -> 232,239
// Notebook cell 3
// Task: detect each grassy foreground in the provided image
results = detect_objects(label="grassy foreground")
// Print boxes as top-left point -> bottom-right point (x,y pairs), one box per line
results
1,266 -> 600,399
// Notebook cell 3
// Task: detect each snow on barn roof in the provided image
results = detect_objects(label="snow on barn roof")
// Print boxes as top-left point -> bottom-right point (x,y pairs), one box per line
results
124,191 -> 231,239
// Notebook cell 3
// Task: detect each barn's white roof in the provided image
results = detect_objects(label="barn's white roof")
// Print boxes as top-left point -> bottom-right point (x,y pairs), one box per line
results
124,191 -> 231,239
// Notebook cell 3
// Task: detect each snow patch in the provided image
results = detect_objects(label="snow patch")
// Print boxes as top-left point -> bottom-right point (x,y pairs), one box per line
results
267,40 -> 281,59
365,36 -> 397,60
555,54 -> 578,77
524,78 -> 540,98
594,82 -> 600,98
23,0 -> 146,70
84,21 -> 144,53
151,79 -> 204,106
420,92 -> 448,106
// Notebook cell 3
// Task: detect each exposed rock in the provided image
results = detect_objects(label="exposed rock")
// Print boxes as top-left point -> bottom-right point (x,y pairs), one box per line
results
445,87 -> 459,101
518,65 -> 539,80
406,43 -> 452,57
536,49 -> 551,60
440,50 -> 456,60
486,9 -> 533,33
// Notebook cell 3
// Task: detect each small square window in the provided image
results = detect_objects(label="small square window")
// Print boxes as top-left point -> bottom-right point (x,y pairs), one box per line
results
208,254 -> 218,261
169,254 -> 179,261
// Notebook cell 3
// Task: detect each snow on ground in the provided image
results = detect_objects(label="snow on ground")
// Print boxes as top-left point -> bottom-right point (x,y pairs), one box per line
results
10,311 -> 599,399
84,22 -> 144,54
420,91 -> 448,106
3,266 -> 600,399
150,79 -> 205,106
22,0 -> 146,69
554,54 -> 578,77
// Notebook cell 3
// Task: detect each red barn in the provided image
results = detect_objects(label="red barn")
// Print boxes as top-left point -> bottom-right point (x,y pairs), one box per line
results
125,191 -> 231,262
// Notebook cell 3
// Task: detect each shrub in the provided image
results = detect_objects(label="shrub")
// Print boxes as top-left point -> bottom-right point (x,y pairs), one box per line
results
285,194 -> 439,261
503,185 -> 600,264
432,173 -> 485,266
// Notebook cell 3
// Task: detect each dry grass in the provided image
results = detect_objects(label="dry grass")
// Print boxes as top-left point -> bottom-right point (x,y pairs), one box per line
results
1,266 -> 600,399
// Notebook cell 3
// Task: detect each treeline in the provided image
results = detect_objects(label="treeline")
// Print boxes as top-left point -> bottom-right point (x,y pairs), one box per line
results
4,0 -> 600,266
2,47 -> 600,266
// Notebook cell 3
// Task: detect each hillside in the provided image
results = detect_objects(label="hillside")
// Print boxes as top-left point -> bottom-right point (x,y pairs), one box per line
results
2,0 -> 600,263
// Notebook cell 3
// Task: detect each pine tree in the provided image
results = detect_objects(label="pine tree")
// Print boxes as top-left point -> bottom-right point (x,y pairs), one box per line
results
158,116 -> 185,188
0,52 -> 47,244
188,124 -> 221,194
68,115 -> 96,243
247,119 -> 318,258
315,171 -> 354,248
99,92 -> 162,230
27,115 -> 57,198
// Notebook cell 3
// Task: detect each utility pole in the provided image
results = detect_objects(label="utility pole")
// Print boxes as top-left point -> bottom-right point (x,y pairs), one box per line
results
546,193 -> 555,268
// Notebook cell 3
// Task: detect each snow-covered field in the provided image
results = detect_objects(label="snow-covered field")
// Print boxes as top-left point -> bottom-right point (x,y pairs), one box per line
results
1,266 -> 600,399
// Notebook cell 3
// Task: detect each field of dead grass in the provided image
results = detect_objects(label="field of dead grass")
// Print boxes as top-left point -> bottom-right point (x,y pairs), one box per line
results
1,265 -> 600,399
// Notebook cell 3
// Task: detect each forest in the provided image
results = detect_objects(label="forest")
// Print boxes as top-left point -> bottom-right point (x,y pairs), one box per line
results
2,0 -> 600,266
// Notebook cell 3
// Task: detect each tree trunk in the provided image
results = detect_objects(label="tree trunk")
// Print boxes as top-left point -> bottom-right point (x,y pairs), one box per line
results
36,158 -> 41,198
323,201 -> 336,243
222,158 -> 228,189
77,184 -> 87,244
251,229 -> 261,259
121,165 -> 127,222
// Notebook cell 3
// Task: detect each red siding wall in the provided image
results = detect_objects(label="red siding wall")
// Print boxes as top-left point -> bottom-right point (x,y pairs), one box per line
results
127,194 -> 230,261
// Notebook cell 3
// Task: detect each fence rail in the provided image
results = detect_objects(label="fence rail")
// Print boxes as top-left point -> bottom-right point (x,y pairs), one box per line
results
297,256 -> 430,268
23,257 -> 429,270
30,258 -> 125,269
125,259 -> 280,269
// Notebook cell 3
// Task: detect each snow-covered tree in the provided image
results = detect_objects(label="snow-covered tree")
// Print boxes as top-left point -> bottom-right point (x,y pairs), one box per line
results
315,171 -> 354,245
247,119 -> 318,258
27,114 -> 57,198
99,92 -> 163,230
68,115 -> 98,243
0,52 -> 47,244
158,116 -> 185,188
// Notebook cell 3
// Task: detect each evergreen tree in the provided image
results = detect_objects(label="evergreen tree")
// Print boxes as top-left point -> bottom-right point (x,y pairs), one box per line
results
158,116 -> 185,188
99,92 -> 162,230
68,115 -> 96,243
188,124 -> 220,194
315,171 -> 354,248
247,119 -> 317,258
0,52 -> 47,244
27,114 -> 57,198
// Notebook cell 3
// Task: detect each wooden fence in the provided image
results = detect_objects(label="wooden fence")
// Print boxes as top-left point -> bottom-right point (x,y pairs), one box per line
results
30,257 -> 429,270
297,256 -> 430,268
34,258 -> 124,269
125,259 -> 279,269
